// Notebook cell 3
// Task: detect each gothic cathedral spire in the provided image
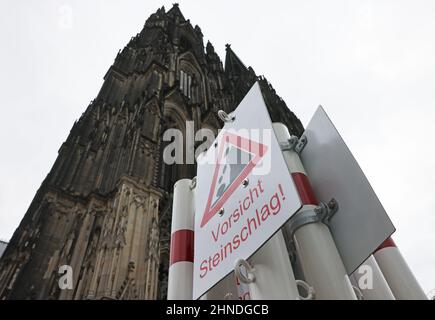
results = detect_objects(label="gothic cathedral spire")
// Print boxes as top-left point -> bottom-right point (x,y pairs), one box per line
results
0,4 -> 303,300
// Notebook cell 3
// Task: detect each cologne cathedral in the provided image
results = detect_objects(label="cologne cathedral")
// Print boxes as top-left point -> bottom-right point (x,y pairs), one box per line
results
0,4 -> 303,299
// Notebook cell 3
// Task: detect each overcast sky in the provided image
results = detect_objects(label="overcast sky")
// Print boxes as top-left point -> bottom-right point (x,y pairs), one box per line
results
0,0 -> 434,295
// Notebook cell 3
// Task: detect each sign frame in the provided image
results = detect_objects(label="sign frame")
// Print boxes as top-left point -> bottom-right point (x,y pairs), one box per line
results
193,83 -> 302,299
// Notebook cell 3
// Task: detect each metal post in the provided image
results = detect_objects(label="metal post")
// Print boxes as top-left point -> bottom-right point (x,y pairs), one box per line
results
239,231 -> 301,300
167,179 -> 195,300
373,237 -> 427,299
273,122 -> 356,300
352,255 -> 395,300
235,268 -> 251,300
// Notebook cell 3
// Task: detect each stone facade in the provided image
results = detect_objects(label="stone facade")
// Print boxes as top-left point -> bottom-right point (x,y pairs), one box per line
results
0,4 -> 303,299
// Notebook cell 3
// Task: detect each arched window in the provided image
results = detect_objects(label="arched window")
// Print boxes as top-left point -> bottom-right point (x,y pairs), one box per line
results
179,70 -> 192,98
178,54 -> 203,104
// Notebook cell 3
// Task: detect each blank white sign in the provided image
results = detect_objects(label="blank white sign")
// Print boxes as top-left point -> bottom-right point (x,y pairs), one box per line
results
300,106 -> 395,274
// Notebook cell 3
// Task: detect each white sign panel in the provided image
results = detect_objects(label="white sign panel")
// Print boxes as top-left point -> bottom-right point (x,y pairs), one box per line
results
193,83 -> 302,299
300,106 -> 395,274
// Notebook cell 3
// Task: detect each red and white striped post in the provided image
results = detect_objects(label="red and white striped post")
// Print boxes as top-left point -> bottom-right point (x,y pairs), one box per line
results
352,255 -> 395,300
273,123 -> 357,300
167,178 -> 195,300
373,237 -> 427,299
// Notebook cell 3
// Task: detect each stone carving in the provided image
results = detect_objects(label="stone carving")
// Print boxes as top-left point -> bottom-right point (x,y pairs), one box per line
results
148,218 -> 159,261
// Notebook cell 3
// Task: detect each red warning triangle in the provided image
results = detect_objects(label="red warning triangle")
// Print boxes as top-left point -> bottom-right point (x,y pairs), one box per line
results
200,132 -> 268,228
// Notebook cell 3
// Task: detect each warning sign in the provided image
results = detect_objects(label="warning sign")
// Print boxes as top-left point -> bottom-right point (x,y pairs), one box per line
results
200,132 -> 268,228
193,83 -> 302,299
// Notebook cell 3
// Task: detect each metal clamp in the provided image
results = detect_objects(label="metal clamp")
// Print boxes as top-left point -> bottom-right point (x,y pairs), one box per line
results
320,198 -> 339,226
234,259 -> 255,284
295,135 -> 308,154
296,280 -> 315,300
189,177 -> 197,190
287,199 -> 339,238
218,110 -> 235,123
279,136 -> 298,152
279,135 -> 308,154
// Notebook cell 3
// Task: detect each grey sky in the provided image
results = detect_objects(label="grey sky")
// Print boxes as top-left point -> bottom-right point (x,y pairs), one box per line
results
0,0 -> 434,295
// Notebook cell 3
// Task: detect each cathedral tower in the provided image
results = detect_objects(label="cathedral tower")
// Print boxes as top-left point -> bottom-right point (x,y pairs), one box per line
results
0,4 -> 303,299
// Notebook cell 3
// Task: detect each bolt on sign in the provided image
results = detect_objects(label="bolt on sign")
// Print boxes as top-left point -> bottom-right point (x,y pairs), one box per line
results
193,82 -> 302,299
